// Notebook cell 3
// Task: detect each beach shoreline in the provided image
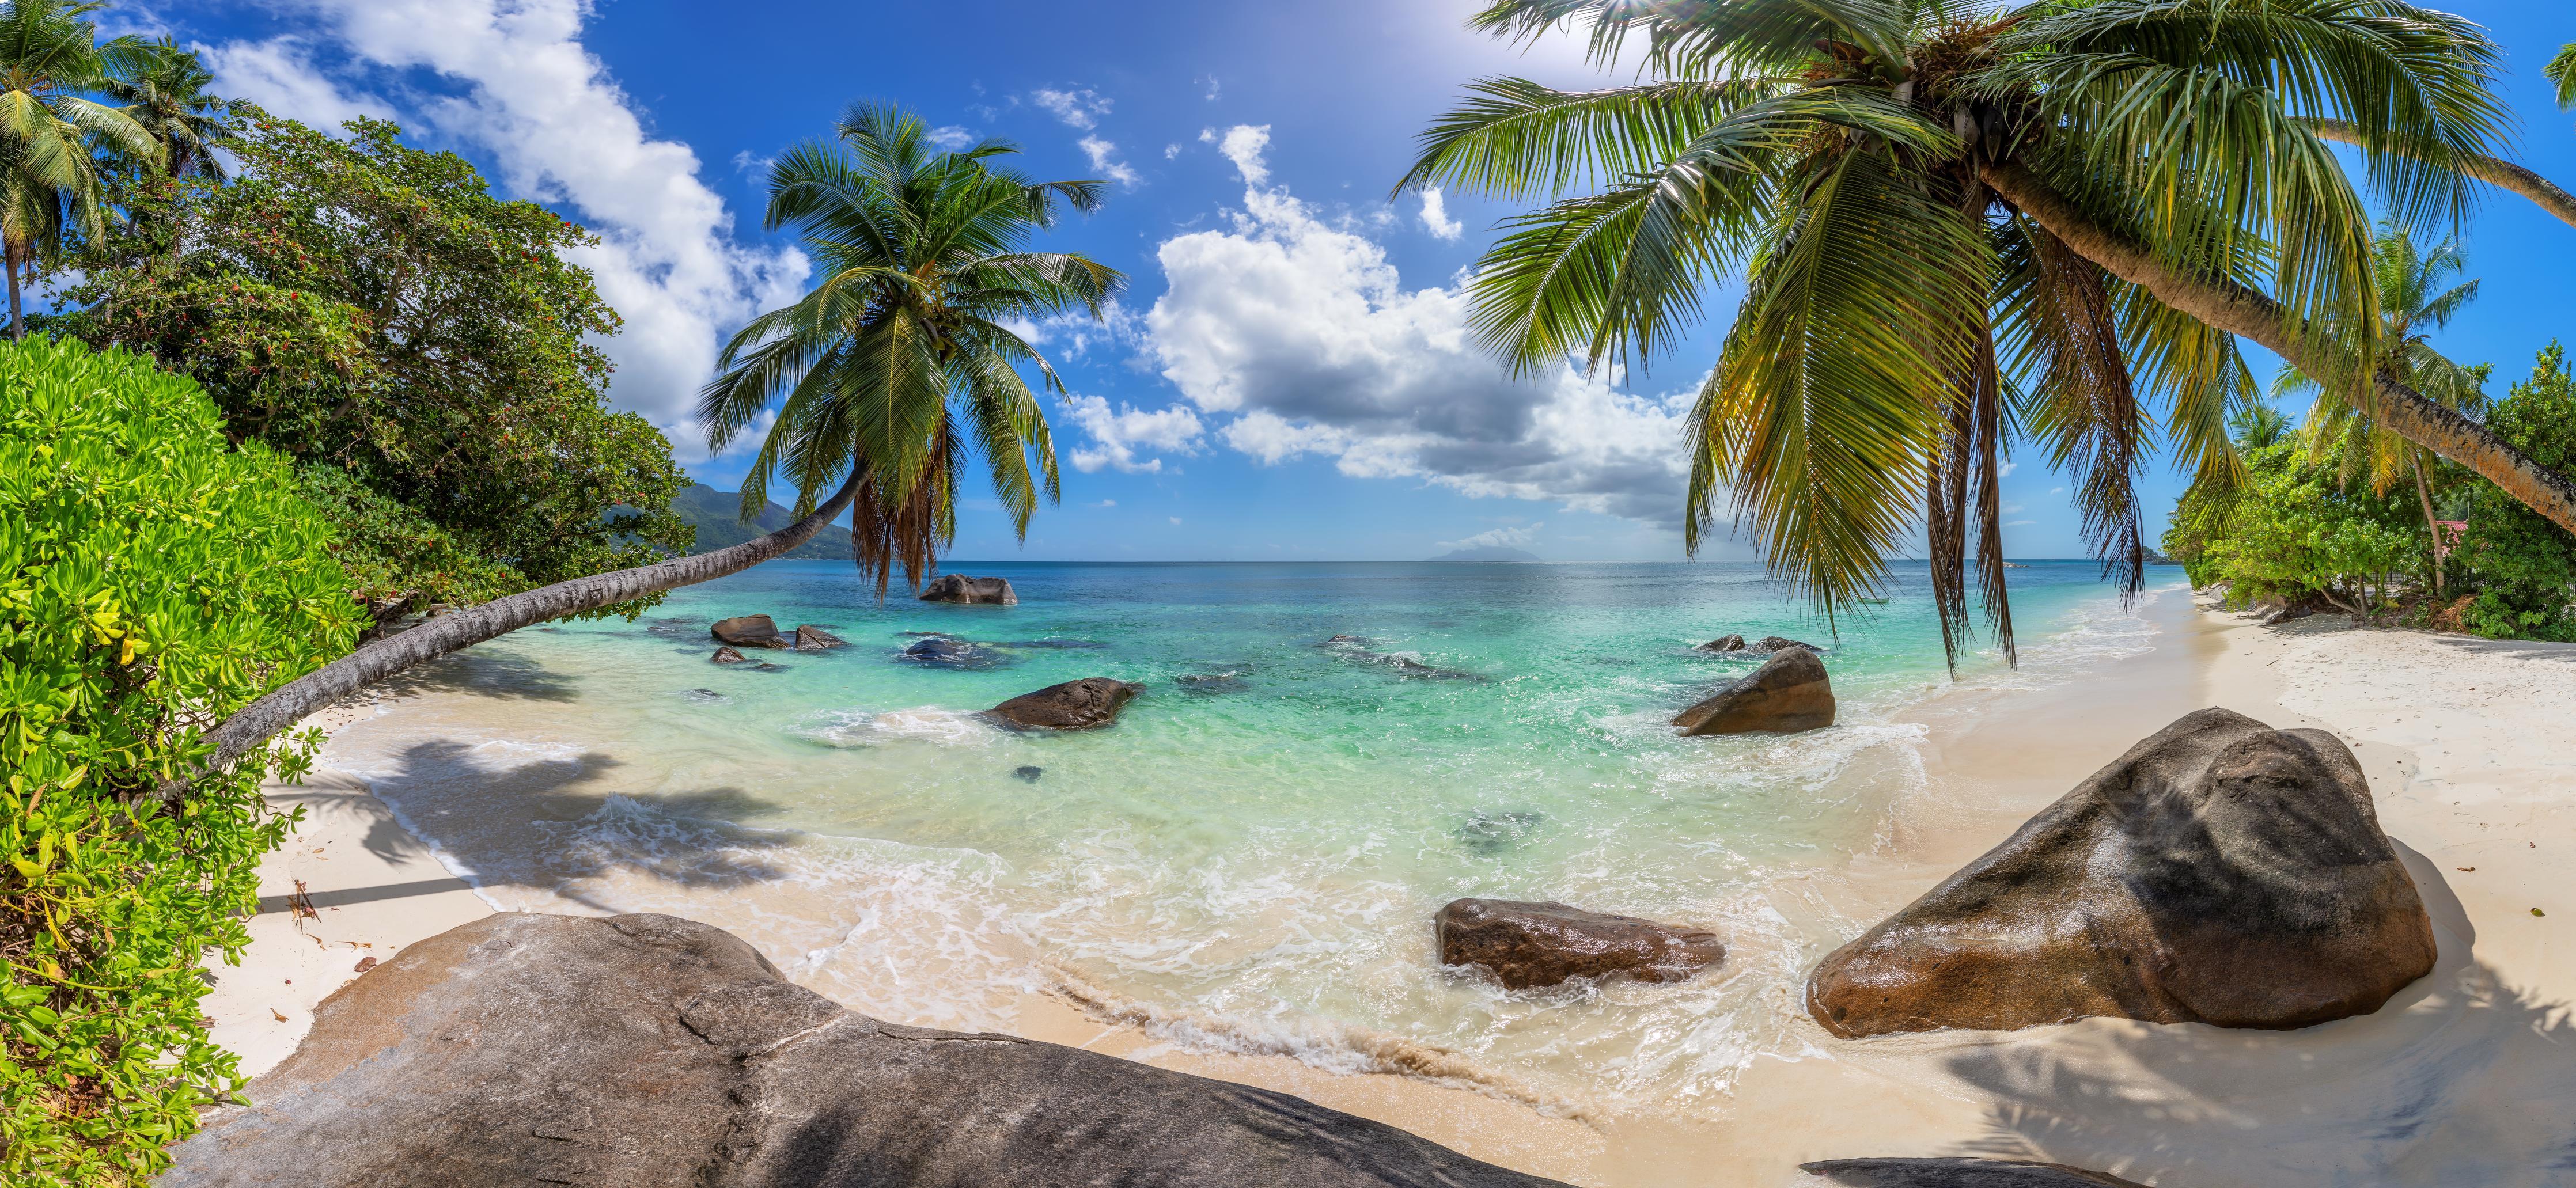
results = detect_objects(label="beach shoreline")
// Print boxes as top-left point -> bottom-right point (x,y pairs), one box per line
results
206,588 -> 2576,1186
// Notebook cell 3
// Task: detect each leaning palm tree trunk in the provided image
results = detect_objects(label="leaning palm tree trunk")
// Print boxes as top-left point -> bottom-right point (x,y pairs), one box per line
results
2412,459 -> 2446,595
2304,119 -> 2576,231
161,470 -> 866,803
1982,162 -> 2576,538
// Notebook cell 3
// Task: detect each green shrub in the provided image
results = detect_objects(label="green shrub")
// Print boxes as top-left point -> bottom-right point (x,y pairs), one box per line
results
2161,437 -> 2423,612
2454,344 -> 2576,641
1,337 -> 361,1183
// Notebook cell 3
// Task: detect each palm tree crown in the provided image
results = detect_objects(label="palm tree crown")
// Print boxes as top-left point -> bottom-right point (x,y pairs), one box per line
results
1400,0 -> 2520,669
2276,223 -> 2485,492
111,36 -> 226,181
699,105 -> 1121,594
0,0 -> 161,336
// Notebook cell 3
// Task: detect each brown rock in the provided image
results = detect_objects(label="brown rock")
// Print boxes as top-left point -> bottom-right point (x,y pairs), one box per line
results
1672,647 -> 1835,735
1805,708 -> 2436,1038
1434,898 -> 1723,990
711,615 -> 789,648
793,624 -> 844,651
1801,1158 -> 2149,1187
163,913 -> 1563,1188
1696,634 -> 1746,652
1754,635 -> 1820,652
919,574 -> 1018,605
988,678 -> 1143,730
710,646 -> 748,665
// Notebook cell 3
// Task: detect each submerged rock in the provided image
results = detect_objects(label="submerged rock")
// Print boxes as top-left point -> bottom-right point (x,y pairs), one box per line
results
1435,898 -> 1724,990
988,678 -> 1143,731
1176,670 -> 1248,692
711,614 -> 789,648
1456,810 -> 1544,856
1672,647 -> 1836,736
710,646 -> 748,665
1802,1158 -> 2149,1187
1321,635 -> 1479,680
1014,765 -> 1044,783
162,913 -> 1562,1188
1696,634 -> 1747,652
896,636 -> 1011,670
920,574 -> 1018,605
1805,708 -> 2436,1038
794,625 -> 845,651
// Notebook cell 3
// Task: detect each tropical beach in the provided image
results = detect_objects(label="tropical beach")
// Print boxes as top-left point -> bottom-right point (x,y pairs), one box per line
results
11,1 -> 2576,1186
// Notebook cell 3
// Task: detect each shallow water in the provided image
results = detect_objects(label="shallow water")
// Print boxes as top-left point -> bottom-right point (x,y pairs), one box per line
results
330,560 -> 2176,1114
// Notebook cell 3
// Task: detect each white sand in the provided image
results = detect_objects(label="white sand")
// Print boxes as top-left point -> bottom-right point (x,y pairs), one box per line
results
203,594 -> 2576,1186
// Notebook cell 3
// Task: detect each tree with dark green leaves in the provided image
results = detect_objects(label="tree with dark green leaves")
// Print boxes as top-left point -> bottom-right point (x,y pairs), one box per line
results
54,108 -> 689,628
0,0 -> 160,337
1398,0 -> 2575,670
698,104 -> 1121,592
2453,344 -> 2576,640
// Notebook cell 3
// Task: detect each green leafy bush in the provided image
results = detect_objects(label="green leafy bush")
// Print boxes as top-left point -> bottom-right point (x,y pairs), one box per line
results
2162,437 -> 2425,613
1,337 -> 361,1182
2454,345 -> 2576,640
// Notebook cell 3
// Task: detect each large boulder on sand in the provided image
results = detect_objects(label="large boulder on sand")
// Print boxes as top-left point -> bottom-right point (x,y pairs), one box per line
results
1802,1159 -> 2149,1187
710,614 -> 789,648
1436,898 -> 1724,990
1672,646 -> 1835,735
988,677 -> 1143,730
162,913 -> 1562,1188
1805,708 -> 2435,1038
919,574 -> 1018,605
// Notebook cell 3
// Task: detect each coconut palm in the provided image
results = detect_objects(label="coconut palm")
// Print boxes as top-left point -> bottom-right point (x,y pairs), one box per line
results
0,0 -> 160,337
1399,0 -> 2576,669
165,106 -> 1119,798
2272,224 -> 2486,591
2306,37 -> 2576,230
695,104 -> 1119,595
2229,403 -> 2295,451
111,37 -> 226,181
2551,41 -> 2576,110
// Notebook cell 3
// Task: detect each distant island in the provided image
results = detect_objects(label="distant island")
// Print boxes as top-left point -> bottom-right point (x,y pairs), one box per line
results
1428,545 -> 1543,563
669,484 -> 853,560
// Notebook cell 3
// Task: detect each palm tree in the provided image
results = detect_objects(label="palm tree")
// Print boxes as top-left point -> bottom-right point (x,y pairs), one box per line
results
2550,41 -> 2576,111
110,37 -> 226,181
0,0 -> 160,337
1398,0 -> 2576,669
162,105 -> 1119,800
2272,224 -> 2486,592
2228,403 -> 2294,451
2305,38 -> 2576,230
696,104 -> 1118,595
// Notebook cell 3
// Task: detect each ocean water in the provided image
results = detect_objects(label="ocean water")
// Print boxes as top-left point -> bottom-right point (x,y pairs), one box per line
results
328,560 -> 2177,1115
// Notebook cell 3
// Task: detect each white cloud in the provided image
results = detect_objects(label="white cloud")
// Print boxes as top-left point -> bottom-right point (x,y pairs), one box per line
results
1031,87 -> 1111,130
1007,298 -> 1145,361
2048,485 -> 2067,495
2005,519 -> 2036,527
1077,136 -> 1142,189
205,1 -> 810,465
1062,394 -> 1205,473
927,125 -> 975,151
1089,499 -> 1116,508
1199,124 -> 1270,185
1164,142 -> 1183,160
1437,523 -> 1542,552
1143,161 -> 1695,526
1170,517 -> 1183,526
200,37 -> 387,130
728,149 -> 773,180
1419,187 -> 1463,241
1200,74 -> 1221,101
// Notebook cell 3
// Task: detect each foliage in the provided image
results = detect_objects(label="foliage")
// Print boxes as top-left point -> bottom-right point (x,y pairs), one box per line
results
0,337 -> 361,1183
1399,0 -> 2513,668
699,104 -> 1119,595
2272,223 -> 2486,494
289,461 -> 522,627
2162,435 -> 2423,613
51,108 -> 692,617
2453,345 -> 2576,640
0,0 -> 164,335
105,36 -> 226,181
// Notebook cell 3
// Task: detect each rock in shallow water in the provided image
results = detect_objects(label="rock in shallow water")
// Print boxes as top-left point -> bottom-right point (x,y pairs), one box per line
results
794,624 -> 844,650
1802,1158 -> 2149,1187
1672,647 -> 1835,735
162,913 -> 1566,1188
1805,708 -> 2436,1038
988,677 -> 1144,730
711,614 -> 789,648
919,573 -> 1017,604
896,636 -> 1010,670
1696,633 -> 1746,652
1435,898 -> 1724,990
710,646 -> 748,665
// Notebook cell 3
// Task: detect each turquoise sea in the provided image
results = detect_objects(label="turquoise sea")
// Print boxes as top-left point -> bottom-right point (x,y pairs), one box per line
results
329,560 -> 2180,1113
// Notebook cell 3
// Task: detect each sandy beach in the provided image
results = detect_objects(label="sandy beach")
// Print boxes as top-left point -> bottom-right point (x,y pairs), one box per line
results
205,590 -> 2576,1186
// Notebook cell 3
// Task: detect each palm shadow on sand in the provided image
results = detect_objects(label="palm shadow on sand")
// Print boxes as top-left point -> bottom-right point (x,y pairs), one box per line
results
1933,840 -> 2576,1186
377,648 -> 583,703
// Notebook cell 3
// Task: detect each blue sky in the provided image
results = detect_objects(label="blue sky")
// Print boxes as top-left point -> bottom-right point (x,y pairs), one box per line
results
134,1 -> 2576,563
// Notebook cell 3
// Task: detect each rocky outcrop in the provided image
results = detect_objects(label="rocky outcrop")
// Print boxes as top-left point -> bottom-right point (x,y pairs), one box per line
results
896,636 -> 1010,670
794,625 -> 845,651
711,614 -> 789,648
919,574 -> 1017,605
163,913 -> 1564,1188
1755,635 -> 1819,652
1696,634 -> 1747,652
1672,647 -> 1836,735
989,678 -> 1143,730
1805,708 -> 2435,1038
710,646 -> 748,665
1435,899 -> 1724,990
1802,1159 -> 2149,1187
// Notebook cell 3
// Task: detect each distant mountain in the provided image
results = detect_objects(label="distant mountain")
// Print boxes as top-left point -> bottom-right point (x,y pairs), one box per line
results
669,484 -> 851,559
1428,545 -> 1543,563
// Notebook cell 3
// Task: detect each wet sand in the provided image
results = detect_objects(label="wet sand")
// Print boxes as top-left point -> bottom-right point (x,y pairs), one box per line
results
206,589 -> 2576,1187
